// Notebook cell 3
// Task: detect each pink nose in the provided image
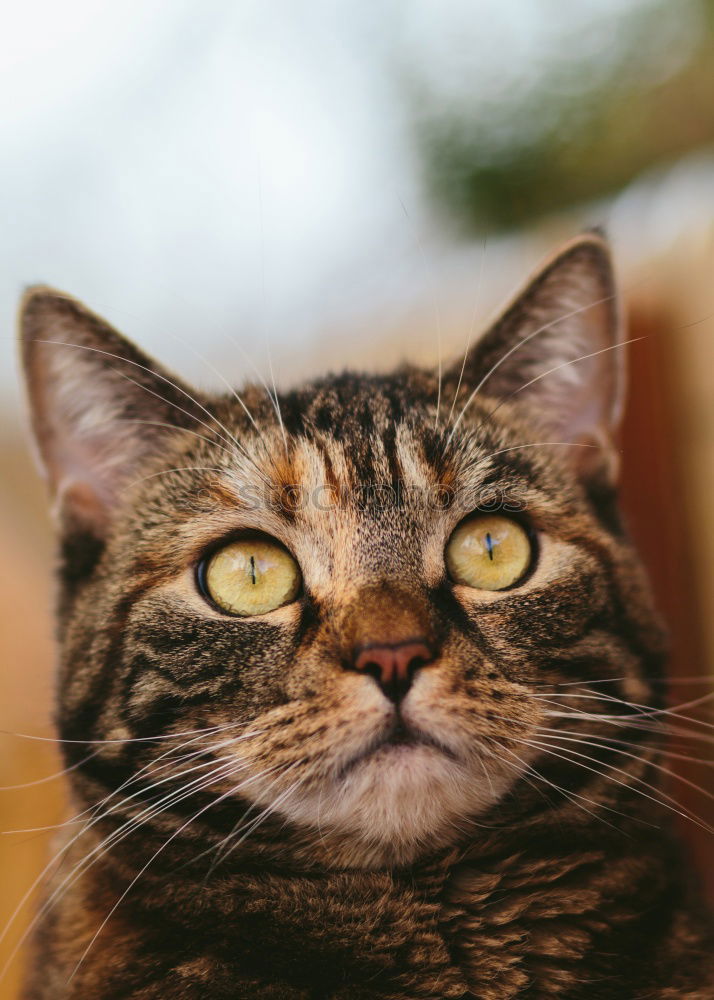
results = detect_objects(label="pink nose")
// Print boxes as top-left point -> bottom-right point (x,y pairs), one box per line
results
352,640 -> 434,702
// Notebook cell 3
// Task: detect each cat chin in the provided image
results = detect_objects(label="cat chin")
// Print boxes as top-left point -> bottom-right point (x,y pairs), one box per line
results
262,743 -> 513,868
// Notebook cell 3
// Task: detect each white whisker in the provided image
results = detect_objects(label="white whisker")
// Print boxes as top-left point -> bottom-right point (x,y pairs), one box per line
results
67,761 -> 290,982
446,291 -> 617,446
446,237 -> 488,428
482,336 -> 643,427
512,735 -> 713,835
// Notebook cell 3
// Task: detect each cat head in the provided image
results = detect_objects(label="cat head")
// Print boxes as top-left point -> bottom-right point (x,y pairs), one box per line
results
19,233 -> 663,868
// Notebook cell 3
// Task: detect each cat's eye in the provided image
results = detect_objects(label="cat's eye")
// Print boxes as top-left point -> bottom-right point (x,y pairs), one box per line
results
445,514 -> 533,592
199,538 -> 302,616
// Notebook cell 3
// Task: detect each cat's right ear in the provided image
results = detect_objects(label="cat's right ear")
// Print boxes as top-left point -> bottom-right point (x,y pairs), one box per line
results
19,287 -> 203,536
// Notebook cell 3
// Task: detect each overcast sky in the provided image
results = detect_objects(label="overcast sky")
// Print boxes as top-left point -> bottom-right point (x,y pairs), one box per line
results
1,0 -> 706,421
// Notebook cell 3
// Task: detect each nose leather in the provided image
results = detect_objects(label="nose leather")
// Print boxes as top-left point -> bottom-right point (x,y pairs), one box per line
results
339,584 -> 439,701
352,639 -> 434,702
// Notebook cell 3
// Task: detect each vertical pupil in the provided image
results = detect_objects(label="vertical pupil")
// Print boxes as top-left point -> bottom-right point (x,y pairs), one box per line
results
249,555 -> 257,585
485,531 -> 495,561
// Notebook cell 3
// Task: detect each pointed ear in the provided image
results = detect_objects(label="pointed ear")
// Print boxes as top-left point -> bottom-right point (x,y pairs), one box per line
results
449,233 -> 625,478
19,287 -> 203,536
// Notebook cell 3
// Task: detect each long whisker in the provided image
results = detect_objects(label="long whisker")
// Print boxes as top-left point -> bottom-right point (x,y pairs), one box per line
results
221,774 -> 303,861
530,691 -> 659,711
2,752 -> 228,837
480,336 -> 644,428
122,466 -> 226,491
0,749 -> 100,791
265,343 -> 288,455
539,689 -> 714,729
446,237 -> 488,428
207,762 -> 302,872
111,369 -> 272,488
549,676 -> 714,687
0,727 -> 261,965
398,195 -> 443,430
481,740 -> 555,809
166,332 -> 278,461
1,732 -> 240,835
534,732 -> 714,801
255,155 -> 289,455
544,711 -> 714,746
512,736 -> 714,835
34,339 -> 245,460
0,753 -> 237,965
451,314 -> 709,479
216,331 -> 289,451
0,754 -> 260,982
1,724 -> 258,836
0,723 -> 233,746
67,762 -> 292,982
34,339 -> 273,489
114,418 -> 240,461
536,686 -> 714,710
88,728 -> 264,823
531,684 -> 714,721
466,441 -> 598,475
112,370 -> 272,488
531,725 -> 714,767
486,738 -> 623,831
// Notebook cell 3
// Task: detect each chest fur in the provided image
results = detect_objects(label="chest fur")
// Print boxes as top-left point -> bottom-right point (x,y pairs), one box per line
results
27,839 -> 711,1000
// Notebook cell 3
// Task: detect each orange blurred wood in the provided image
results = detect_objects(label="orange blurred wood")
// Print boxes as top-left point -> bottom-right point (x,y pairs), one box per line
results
621,303 -> 714,902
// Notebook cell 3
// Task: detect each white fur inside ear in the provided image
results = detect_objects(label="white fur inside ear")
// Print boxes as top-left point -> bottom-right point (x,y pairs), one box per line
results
20,289 -> 195,533
460,236 -> 624,450
36,344 -> 141,515
517,294 -> 621,440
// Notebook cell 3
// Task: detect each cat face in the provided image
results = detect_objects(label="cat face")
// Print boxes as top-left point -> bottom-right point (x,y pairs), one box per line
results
20,234 -> 663,868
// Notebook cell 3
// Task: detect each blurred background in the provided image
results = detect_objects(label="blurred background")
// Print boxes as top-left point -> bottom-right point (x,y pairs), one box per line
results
2,0 -> 714,994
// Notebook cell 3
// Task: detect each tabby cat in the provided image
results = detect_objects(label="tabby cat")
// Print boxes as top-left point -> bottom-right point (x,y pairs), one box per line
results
16,234 -> 714,998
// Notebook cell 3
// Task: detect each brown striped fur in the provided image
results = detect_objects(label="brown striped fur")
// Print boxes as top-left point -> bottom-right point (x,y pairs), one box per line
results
16,234 -> 714,998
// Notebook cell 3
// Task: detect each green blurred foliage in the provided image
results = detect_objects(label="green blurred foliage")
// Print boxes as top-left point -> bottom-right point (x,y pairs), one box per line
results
407,0 -> 714,231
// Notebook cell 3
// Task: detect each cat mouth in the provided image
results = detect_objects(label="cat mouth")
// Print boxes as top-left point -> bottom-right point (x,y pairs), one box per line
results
341,718 -> 459,775
385,720 -> 415,745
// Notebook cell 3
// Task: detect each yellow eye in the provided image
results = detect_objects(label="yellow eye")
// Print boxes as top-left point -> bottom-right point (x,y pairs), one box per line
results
445,515 -> 533,592
201,538 -> 301,616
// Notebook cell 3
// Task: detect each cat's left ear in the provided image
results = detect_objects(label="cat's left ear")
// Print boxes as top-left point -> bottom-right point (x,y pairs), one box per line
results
18,287 -> 204,537
447,232 -> 625,480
